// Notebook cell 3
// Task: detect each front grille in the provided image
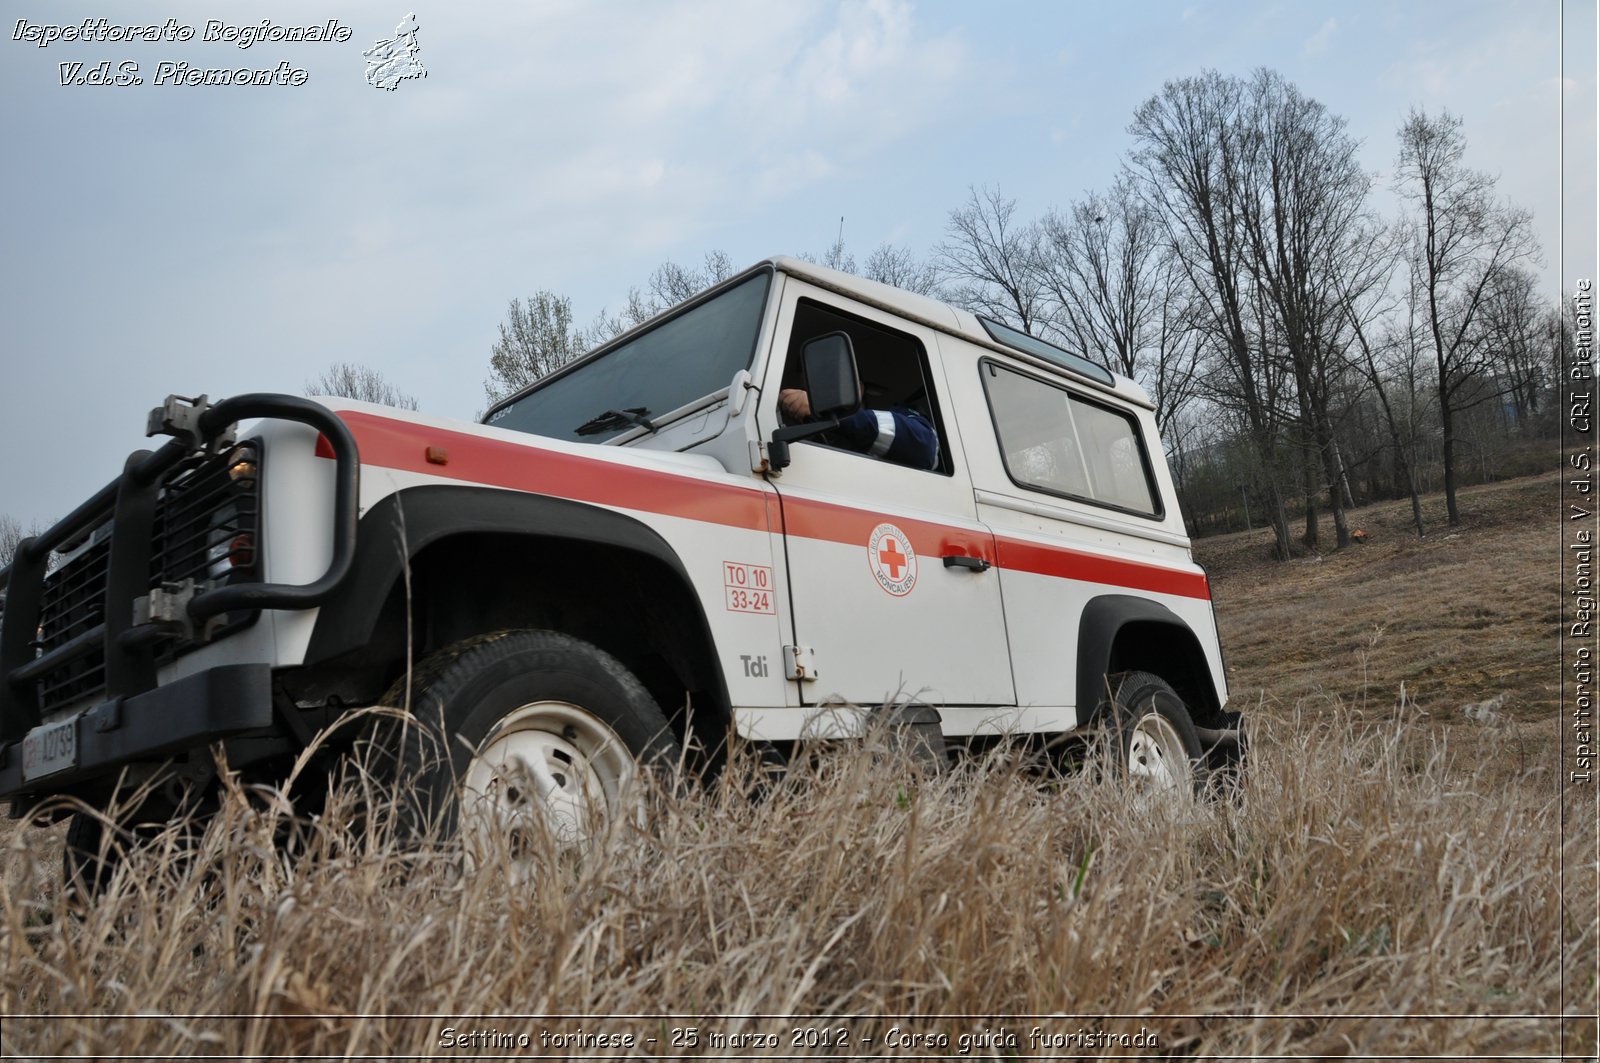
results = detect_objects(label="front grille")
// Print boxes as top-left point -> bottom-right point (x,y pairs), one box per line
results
35,535 -> 111,709
152,446 -> 261,610
30,441 -> 262,713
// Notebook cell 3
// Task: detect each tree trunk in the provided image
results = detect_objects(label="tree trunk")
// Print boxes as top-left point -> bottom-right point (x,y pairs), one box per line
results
1333,439 -> 1356,509
1440,398 -> 1461,525
1301,449 -> 1320,549
1268,482 -> 1293,561
1252,426 -> 1294,560
1352,348 -> 1423,538
1324,471 -> 1352,548
1399,445 -> 1425,538
1315,417 -> 1352,549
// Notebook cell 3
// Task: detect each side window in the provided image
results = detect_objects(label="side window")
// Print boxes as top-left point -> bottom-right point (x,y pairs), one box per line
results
782,299 -> 951,475
982,361 -> 1160,517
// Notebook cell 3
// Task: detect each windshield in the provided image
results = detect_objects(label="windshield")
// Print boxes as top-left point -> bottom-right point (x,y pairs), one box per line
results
486,271 -> 771,443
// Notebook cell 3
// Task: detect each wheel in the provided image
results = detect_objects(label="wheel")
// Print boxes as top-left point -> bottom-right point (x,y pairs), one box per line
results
1103,671 -> 1204,803
61,786 -> 213,902
63,810 -> 119,902
366,630 -> 679,862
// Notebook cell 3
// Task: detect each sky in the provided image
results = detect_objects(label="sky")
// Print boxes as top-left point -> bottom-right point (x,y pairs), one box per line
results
0,0 -> 1593,531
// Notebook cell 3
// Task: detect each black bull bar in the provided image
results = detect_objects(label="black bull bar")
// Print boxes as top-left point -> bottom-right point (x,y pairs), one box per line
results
0,394 -> 359,782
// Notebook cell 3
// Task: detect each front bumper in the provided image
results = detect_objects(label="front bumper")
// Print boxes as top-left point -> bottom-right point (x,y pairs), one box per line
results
0,663 -> 274,801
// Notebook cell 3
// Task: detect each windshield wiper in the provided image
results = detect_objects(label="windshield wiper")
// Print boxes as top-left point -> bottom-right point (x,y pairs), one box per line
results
574,406 -> 657,436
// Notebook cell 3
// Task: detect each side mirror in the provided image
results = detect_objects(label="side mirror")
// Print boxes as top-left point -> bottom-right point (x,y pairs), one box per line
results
801,332 -> 862,420
767,332 -> 863,472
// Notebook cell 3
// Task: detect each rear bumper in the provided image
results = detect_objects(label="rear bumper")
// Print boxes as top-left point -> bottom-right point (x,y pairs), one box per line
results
0,663 -> 274,801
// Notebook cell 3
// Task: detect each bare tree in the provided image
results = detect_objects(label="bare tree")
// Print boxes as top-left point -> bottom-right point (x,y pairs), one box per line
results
305,362 -> 419,410
1128,71 -> 1297,559
820,229 -> 855,274
0,514 -> 23,569
586,251 -> 740,346
1230,69 -> 1376,550
1395,107 -> 1539,525
937,186 -> 1045,332
491,253 -> 743,400
794,224 -> 860,277
1033,177 -> 1202,434
1478,265 -> 1547,427
1035,180 -> 1154,377
863,243 -> 941,295
0,514 -> 56,573
1541,303 -> 1578,429
485,290 -> 589,404
1338,229 -> 1428,537
1145,251 -> 1207,437
645,262 -> 706,308
792,236 -> 941,296
646,250 -> 736,308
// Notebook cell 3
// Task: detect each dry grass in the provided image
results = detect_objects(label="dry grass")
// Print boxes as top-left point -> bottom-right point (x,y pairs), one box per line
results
0,468 -> 1593,1059
0,720 -> 1588,1059
1200,470 -> 1565,791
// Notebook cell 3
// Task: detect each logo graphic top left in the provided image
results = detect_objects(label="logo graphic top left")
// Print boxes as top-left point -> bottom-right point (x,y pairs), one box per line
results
364,12 -> 426,91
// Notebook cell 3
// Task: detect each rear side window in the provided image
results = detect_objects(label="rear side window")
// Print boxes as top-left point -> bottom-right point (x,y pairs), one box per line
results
982,362 -> 1160,517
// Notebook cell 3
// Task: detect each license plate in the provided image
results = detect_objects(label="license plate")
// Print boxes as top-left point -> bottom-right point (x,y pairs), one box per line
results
22,717 -> 77,781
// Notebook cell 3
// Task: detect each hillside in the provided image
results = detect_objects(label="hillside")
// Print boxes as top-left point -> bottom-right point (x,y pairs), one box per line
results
1198,470 -> 1560,736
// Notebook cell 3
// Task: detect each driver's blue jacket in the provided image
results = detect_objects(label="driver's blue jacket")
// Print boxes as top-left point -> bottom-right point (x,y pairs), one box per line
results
830,407 -> 940,471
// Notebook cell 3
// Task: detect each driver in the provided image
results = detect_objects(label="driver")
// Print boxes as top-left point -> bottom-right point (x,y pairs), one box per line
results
778,388 -> 940,471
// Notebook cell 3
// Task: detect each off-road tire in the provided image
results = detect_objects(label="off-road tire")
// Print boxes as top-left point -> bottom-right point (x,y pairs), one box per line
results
62,811 -> 118,902
61,793 -> 212,902
361,629 -> 679,847
1102,670 -> 1205,801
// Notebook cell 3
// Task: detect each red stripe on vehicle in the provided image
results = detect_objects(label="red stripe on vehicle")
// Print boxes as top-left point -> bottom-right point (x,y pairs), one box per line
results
336,410 -> 774,532
775,495 -> 996,564
329,410 -> 1210,600
995,536 -> 1210,599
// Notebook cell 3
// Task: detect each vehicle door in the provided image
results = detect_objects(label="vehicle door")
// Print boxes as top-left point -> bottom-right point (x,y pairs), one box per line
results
759,284 -> 1015,710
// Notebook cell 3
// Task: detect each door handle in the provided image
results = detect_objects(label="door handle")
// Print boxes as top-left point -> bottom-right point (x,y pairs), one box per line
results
942,555 -> 992,572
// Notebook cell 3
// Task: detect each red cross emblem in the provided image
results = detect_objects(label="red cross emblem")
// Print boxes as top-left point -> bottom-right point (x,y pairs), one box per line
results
877,538 -> 908,579
867,522 -> 917,596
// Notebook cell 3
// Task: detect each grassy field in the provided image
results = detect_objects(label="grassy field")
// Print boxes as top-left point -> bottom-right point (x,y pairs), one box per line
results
1,470 -> 1594,1060
1201,471 -> 1562,719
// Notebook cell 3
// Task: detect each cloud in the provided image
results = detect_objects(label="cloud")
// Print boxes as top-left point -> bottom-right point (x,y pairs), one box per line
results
752,149 -> 837,201
1304,17 -> 1337,55
373,0 -> 970,267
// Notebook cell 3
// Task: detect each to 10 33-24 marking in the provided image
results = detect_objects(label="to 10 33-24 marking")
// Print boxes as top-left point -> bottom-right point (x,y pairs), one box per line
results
722,560 -> 775,614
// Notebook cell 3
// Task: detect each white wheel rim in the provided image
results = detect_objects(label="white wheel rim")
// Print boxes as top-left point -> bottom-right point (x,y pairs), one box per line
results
460,701 -> 634,866
1126,710 -> 1193,801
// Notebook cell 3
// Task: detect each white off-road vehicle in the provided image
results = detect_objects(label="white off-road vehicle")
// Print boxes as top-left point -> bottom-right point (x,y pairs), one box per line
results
0,257 -> 1238,879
